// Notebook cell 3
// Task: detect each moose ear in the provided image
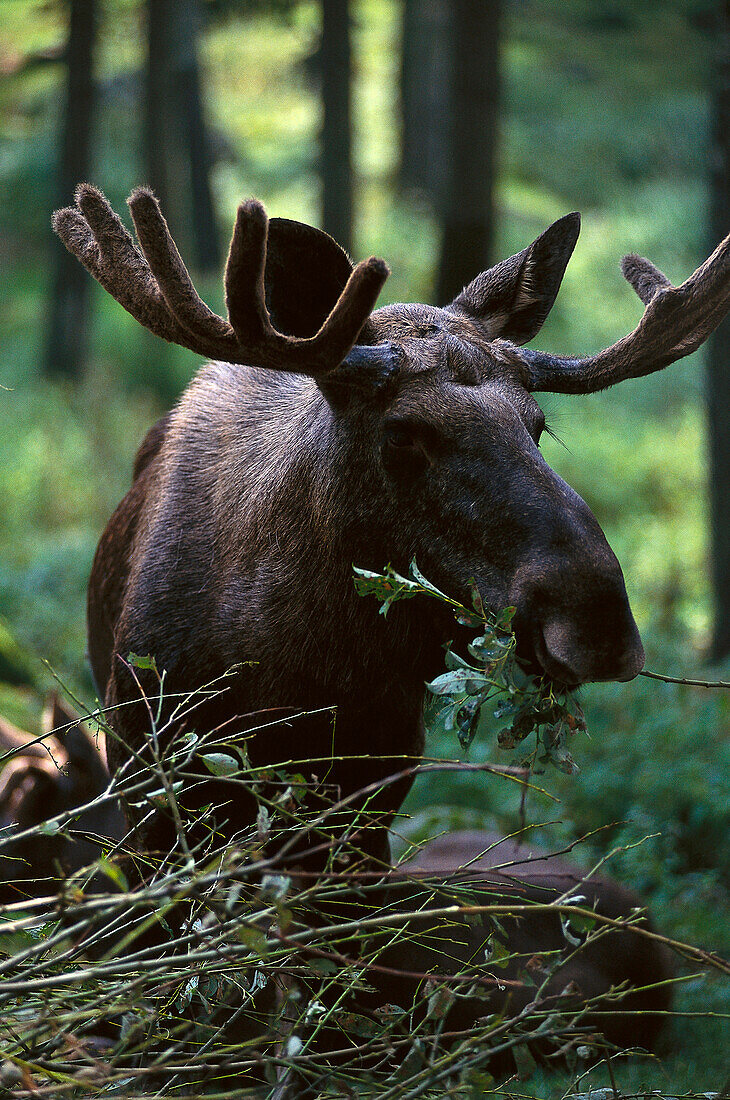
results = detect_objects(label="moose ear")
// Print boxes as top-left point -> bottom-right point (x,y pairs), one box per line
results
450,212 -> 581,345
263,217 -> 355,338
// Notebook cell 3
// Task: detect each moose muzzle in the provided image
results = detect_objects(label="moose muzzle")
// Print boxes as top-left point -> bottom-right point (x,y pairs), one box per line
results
510,491 -> 645,687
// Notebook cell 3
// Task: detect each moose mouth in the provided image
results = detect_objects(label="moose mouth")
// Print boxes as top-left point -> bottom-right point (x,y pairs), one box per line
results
514,617 -> 645,689
513,628 -> 581,691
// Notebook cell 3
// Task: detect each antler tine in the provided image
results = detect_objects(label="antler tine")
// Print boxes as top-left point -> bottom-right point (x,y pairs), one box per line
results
55,185 -> 392,378
621,254 -> 672,305
226,200 -> 390,372
54,185 -> 236,360
225,198 -> 273,349
523,229 -> 730,394
224,199 -> 390,373
128,188 -> 238,360
303,257 -> 390,370
54,185 -> 181,340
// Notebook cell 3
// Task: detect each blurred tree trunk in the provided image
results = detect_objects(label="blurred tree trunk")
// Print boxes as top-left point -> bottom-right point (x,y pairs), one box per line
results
399,0 -> 450,200
320,0 -> 353,253
144,0 -> 219,271
708,1 -> 730,660
44,0 -> 97,378
436,0 -> 501,303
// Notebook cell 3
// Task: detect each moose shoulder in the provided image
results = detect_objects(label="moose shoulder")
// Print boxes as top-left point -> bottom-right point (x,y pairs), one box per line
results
54,186 -> 730,861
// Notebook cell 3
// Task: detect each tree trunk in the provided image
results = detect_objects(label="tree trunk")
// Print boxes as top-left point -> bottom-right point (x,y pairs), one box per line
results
144,0 -> 219,271
320,0 -> 353,254
399,0 -> 451,200
436,0 -> 501,304
44,0 -> 97,378
708,1 -> 730,660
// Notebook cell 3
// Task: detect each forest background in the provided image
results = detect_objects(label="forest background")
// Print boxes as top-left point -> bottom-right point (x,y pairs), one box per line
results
0,0 -> 728,1094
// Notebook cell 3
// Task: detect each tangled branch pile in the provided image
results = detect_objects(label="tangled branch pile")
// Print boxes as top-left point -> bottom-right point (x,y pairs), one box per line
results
0,686 -> 695,1099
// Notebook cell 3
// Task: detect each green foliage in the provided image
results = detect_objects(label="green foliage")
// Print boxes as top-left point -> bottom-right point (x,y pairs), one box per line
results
2,693 -> 697,1098
355,562 -> 586,772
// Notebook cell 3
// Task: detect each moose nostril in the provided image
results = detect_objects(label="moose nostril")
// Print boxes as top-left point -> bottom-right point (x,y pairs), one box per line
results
537,615 -> 645,686
536,621 -> 584,686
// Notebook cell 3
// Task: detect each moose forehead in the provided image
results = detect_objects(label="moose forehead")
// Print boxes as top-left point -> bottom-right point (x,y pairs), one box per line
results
365,301 -> 543,435
368,303 -> 526,387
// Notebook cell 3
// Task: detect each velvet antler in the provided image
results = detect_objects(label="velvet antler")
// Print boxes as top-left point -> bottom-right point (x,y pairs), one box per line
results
52,185 -> 398,385
520,231 -> 730,393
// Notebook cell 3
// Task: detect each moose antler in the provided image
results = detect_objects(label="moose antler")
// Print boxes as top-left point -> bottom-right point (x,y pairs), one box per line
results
522,231 -> 730,393
53,185 -> 398,385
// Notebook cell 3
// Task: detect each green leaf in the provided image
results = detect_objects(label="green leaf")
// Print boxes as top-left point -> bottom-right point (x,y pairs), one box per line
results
496,606 -> 517,631
311,957 -> 339,976
483,934 -> 511,969
353,564 -> 420,616
426,982 -> 456,1020
200,752 -> 240,777
456,697 -> 482,750
276,904 -> 293,933
239,925 -> 269,959
469,579 -> 486,618
95,857 -> 129,892
0,927 -> 40,958
257,804 -> 271,840
337,1011 -> 380,1038
444,646 -> 474,671
127,652 -> 158,672
493,698 -> 516,720
426,669 -> 489,696
454,608 -> 483,627
409,559 -> 450,600
425,696 -> 460,736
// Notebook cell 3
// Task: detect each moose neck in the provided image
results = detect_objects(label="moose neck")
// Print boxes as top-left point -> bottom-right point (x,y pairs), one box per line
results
193,365 -> 449,711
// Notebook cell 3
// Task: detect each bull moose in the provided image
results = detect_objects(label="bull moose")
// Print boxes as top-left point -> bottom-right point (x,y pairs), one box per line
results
53,185 -> 730,869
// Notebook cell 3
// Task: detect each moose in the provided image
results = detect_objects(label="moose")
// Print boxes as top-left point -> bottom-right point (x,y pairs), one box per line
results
51,188 -> 719,1083
378,830 -> 673,1064
53,184 -> 730,873
0,696 -> 125,903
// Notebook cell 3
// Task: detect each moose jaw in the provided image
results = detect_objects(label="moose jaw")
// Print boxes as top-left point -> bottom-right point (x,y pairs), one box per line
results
54,185 -> 730,868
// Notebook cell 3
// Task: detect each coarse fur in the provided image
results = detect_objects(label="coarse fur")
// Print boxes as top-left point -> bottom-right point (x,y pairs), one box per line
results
89,286 -> 642,862
60,191 -> 730,867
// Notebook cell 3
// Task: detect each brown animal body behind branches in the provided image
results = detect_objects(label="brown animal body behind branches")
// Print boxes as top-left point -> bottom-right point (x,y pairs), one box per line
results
271,829 -> 673,1091
376,830 -> 673,1061
0,696 -> 125,903
53,185 -> 730,865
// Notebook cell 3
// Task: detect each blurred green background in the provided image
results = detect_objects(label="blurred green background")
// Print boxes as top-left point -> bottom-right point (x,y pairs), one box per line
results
0,0 -> 728,1093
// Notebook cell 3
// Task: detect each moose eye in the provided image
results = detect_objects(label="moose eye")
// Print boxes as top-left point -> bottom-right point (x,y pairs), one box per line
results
381,419 -> 432,477
383,421 -> 418,450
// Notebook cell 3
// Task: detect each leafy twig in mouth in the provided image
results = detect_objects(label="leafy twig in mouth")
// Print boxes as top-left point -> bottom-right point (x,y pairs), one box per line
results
353,561 -> 587,774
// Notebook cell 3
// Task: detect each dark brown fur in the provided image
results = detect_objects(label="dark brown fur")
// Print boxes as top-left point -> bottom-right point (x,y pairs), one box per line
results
368,830 -> 673,1064
84,212 -> 654,864
0,698 -> 125,902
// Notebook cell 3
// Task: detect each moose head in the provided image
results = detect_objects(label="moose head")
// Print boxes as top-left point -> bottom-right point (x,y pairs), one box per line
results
53,186 -> 730,861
